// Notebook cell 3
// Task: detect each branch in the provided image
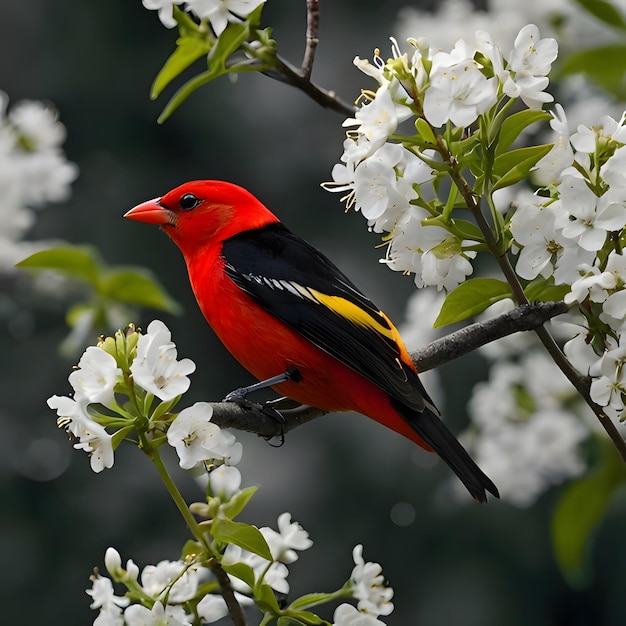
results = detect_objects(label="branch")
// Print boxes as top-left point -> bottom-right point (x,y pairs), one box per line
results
209,300 -> 570,438
416,300 -> 568,371
260,0 -> 356,117
263,55 -> 356,117
301,0 -> 320,79
210,559 -> 248,626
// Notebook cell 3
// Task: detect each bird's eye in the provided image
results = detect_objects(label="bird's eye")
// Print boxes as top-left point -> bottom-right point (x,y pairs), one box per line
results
179,193 -> 199,211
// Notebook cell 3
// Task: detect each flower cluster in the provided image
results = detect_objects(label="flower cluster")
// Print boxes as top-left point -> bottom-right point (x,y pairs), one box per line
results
0,92 -> 77,269
142,0 -> 265,35
324,22 -> 626,502
87,539 -> 394,626
509,111 -> 626,421
324,25 -> 558,291
459,302 -> 591,506
88,511 -> 313,626
50,321 -> 395,625
47,320 -> 240,473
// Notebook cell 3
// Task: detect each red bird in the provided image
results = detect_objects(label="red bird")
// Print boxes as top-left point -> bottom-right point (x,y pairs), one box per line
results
125,181 -> 498,502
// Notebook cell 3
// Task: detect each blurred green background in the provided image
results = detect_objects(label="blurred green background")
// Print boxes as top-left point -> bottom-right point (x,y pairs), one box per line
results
1,1 -> 626,625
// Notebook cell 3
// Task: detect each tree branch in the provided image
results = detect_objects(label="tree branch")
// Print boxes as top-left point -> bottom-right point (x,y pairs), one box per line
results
260,0 -> 356,117
209,558 -> 248,626
301,0 -> 320,80
209,300 -> 570,438
263,55 -> 356,116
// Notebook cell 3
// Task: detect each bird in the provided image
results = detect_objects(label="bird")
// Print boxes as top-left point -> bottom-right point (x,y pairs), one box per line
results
124,180 -> 499,502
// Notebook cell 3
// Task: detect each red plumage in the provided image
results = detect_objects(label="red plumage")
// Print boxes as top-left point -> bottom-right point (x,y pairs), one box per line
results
125,180 -> 498,502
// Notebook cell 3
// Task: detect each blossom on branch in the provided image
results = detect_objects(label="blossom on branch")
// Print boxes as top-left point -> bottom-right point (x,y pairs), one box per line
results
130,320 -> 196,401
349,545 -> 394,617
48,395 -> 114,472
167,402 -> 243,469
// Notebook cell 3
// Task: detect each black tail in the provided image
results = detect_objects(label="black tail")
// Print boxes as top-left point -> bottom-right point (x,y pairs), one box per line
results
391,398 -> 499,503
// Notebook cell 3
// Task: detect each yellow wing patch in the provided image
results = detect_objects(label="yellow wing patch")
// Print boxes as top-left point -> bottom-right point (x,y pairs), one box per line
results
307,288 -> 395,341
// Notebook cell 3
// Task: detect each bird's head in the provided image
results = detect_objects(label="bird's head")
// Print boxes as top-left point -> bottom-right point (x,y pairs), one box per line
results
124,180 -> 279,255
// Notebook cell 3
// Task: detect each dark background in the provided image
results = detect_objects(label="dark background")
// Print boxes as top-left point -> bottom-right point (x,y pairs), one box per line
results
1,1 -> 625,625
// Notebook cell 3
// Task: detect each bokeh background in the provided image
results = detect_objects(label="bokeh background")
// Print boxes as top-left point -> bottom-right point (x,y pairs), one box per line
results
2,1 -> 626,624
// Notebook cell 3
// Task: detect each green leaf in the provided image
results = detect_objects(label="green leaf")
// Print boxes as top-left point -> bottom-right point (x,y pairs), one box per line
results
415,118 -> 437,145
491,144 -> 553,191
279,610 -> 328,625
158,19 -> 255,123
495,109 -> 551,155
573,0 -> 626,29
434,278 -> 513,327
255,582 -> 281,614
288,593 -> 334,611
220,486 -> 258,520
151,36 -> 213,99
561,44 -> 626,97
551,445 -> 626,586
448,218 -> 485,243
16,246 -> 101,286
221,562 -> 257,589
100,268 -> 181,314
523,276 -> 570,303
212,519 -> 273,561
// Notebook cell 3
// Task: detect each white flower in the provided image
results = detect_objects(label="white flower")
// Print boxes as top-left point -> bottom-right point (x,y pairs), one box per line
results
533,104 -> 574,185
86,575 -> 129,611
510,193 -> 583,281
424,39 -> 497,127
557,171 -> 626,251
465,350 -> 590,506
260,513 -> 313,564
505,24 -> 557,109
142,0 -> 184,28
130,320 -> 196,401
563,332 -> 599,377
48,395 -> 114,472
208,465 -> 242,499
93,604 -> 125,626
469,410 -> 588,506
124,601 -> 191,626
68,346 -> 121,408
167,402 -> 242,469
420,242 -> 476,291
140,560 -> 207,603
8,100 -> 67,150
589,344 -> 626,411
332,603 -> 388,626
350,545 -> 394,617
196,595 -> 229,623
600,140 -> 626,189
187,0 -> 266,36
343,82 -> 412,161
572,112 -> 626,154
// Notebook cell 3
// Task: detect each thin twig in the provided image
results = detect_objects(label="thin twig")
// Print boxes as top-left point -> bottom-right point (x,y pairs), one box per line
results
301,0 -> 320,79
209,301 -> 570,438
210,559 -> 248,626
263,55 -> 356,116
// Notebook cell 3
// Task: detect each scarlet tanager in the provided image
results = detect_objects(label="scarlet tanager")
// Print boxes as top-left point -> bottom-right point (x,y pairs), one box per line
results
125,181 -> 498,502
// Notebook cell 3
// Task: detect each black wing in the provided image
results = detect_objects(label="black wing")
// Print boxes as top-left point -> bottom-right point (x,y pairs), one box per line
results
222,223 -> 499,502
221,222 -> 434,414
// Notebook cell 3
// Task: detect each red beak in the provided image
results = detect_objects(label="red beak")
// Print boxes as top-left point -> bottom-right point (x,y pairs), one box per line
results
124,198 -> 174,225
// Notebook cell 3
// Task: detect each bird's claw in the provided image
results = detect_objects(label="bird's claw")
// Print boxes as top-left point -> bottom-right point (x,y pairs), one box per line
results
223,387 -> 248,402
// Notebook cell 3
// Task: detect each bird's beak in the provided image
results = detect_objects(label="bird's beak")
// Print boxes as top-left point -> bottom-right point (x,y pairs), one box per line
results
124,198 -> 174,225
